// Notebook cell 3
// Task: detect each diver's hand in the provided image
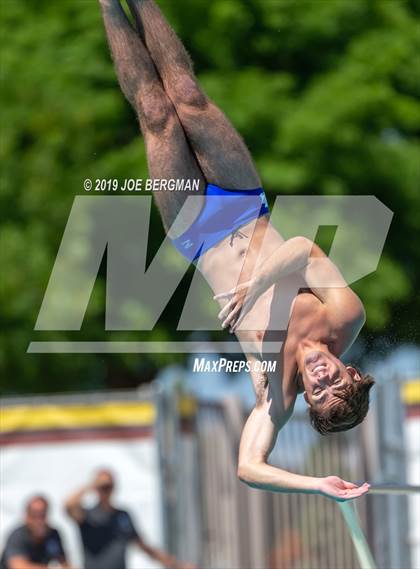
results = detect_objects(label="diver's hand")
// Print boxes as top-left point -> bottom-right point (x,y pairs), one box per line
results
317,476 -> 370,501
214,277 -> 262,332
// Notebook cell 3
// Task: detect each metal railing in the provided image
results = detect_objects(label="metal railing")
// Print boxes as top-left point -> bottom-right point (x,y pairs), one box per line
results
194,401 -> 366,569
181,377 -> 417,569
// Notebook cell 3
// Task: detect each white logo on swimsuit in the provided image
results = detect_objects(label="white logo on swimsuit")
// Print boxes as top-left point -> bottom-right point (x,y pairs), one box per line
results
182,239 -> 194,249
260,193 -> 268,209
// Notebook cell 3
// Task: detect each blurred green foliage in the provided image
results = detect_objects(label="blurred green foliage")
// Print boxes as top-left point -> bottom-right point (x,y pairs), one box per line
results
1,0 -> 419,393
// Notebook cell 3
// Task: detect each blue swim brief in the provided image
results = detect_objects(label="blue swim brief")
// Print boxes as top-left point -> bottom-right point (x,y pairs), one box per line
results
171,184 -> 269,262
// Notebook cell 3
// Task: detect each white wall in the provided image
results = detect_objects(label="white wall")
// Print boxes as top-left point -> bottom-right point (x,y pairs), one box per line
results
0,438 -> 163,569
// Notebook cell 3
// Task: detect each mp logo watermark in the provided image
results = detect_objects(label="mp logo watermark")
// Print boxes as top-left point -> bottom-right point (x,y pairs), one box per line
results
28,195 -> 392,354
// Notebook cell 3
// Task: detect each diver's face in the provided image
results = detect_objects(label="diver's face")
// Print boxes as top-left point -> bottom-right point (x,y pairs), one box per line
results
302,351 -> 361,410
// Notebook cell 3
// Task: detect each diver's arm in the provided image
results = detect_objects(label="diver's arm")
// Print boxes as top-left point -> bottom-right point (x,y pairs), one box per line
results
256,236 -> 314,289
255,237 -> 344,293
215,236 -> 312,328
238,401 -> 370,500
238,403 -> 318,493
216,236 -> 365,331
257,237 -> 364,317
301,242 -> 365,322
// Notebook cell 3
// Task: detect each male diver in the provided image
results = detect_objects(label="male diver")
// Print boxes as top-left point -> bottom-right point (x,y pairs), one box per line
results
99,0 -> 374,501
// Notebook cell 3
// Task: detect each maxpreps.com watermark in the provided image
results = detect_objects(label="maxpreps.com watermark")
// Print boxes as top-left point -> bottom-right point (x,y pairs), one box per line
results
192,357 -> 277,373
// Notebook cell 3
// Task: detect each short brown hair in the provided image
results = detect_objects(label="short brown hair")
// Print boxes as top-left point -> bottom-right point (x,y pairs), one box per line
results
309,370 -> 375,435
25,495 -> 49,514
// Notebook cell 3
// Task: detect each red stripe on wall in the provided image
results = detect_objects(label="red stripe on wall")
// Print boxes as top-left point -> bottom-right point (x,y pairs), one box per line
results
406,405 -> 420,419
0,420 -> 196,446
0,425 -> 153,446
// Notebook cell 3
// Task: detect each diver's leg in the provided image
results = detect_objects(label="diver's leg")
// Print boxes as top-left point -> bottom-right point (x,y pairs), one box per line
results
99,0 -> 205,235
126,0 -> 262,189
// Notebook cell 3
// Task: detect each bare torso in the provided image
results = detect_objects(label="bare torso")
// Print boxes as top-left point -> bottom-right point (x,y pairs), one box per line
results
196,215 -> 356,424
198,215 -> 283,293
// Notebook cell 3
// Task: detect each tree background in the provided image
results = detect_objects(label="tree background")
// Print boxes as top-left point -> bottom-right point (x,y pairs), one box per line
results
1,0 -> 419,393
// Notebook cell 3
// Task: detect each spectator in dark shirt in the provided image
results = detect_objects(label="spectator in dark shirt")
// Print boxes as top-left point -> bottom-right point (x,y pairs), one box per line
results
65,469 -> 196,569
0,495 -> 70,569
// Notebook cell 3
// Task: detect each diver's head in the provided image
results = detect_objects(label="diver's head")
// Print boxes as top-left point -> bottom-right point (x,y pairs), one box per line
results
300,350 -> 375,435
